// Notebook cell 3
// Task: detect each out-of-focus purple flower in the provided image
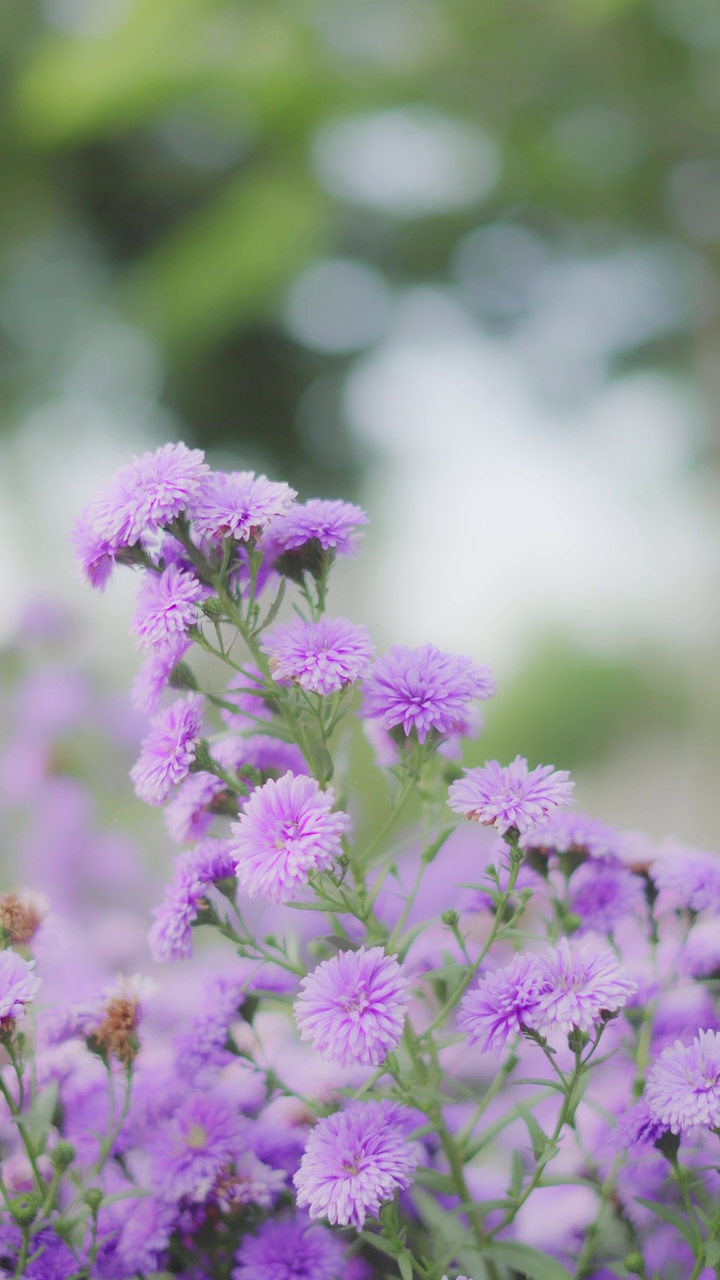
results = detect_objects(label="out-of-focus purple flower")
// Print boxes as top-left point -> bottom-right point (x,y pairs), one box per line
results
458,952 -> 544,1054
448,757 -> 574,835
362,644 -> 495,745
117,1196 -> 176,1272
294,1099 -> 418,1228
149,841 -> 236,962
174,971 -> 248,1079
0,950 -> 41,1025
24,1231 -> 77,1279
679,918 -> 720,979
522,811 -> 620,860
272,499 -> 368,555
189,471 -> 296,542
234,735 -> 307,779
220,666 -> 274,732
529,938 -> 636,1036
217,1150 -> 286,1211
89,442 -> 208,548
132,638 -> 192,716
264,617 -> 375,697
164,772 -> 226,844
567,860 -> 647,934
130,694 -> 205,805
231,773 -> 350,903
232,1213 -> 345,1280
294,946 -> 409,1066
131,565 -> 204,652
151,1092 -> 245,1202
71,512 -> 117,590
647,1030 -> 720,1132
650,842 -> 720,914
613,1098 -> 668,1150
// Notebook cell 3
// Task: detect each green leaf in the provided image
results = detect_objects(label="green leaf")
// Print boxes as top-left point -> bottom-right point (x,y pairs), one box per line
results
255,577 -> 286,635
421,825 -> 456,864
485,1240 -> 573,1280
510,1150 -> 525,1199
17,1081 -> 59,1145
633,1198 -> 696,1246
398,1252 -> 414,1280
516,1103 -> 549,1160
705,1241 -> 720,1268
300,723 -> 334,782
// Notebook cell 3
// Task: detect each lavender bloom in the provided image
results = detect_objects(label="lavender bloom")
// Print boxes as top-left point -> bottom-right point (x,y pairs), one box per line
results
613,1098 -> 668,1150
272,499 -> 368,555
131,564 -> 204,652
448,756 -> 574,835
650,842 -> 720,914
523,811 -> 620,860
89,442 -> 208,547
231,773 -> 350,903
680,918 -> 720,979
71,512 -> 116,590
236,735 -> 307,778
529,938 -> 637,1036
174,971 -> 249,1079
567,860 -> 647,934
164,772 -> 226,844
189,470 -> 296,542
264,617 -> 375,697
0,950 -> 41,1025
294,1099 -> 418,1228
294,946 -> 409,1066
149,841 -> 236,962
117,1197 -> 175,1272
217,1150 -> 287,1211
646,1030 -> 720,1132
232,1214 -> 345,1280
151,1092 -> 245,1202
130,693 -> 205,805
132,638 -> 192,715
362,644 -> 495,745
458,953 -> 544,1054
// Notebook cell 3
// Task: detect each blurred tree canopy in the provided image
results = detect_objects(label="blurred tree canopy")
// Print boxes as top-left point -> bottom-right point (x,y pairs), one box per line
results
1,0 -> 719,491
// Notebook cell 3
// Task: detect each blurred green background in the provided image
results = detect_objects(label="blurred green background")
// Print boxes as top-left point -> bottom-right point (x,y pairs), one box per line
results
2,0 -> 720,842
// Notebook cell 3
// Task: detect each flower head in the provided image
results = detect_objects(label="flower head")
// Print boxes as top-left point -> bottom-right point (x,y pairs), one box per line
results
164,771 -> 226,844
71,512 -> 117,590
458,952 -> 544,1054
0,951 -> 41,1026
89,442 -> 208,548
130,693 -> 205,806
362,644 -> 494,745
613,1098 -> 668,1151
567,860 -> 647,934
646,1030 -> 720,1133
293,1099 -> 417,1228
650,842 -> 720,914
295,946 -> 409,1066
131,564 -> 204,652
149,841 -> 236,962
529,938 -> 636,1036
448,756 -> 574,835
189,471 -> 296,542
231,773 -> 350,903
132,638 -> 192,715
272,499 -> 368,555
232,1214 -> 345,1280
522,811 -> 619,860
151,1091 -> 245,1202
264,617 -> 375,696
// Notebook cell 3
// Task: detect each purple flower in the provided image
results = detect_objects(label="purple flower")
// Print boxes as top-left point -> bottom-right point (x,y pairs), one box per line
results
71,511 -> 116,590
448,757 -> 574,835
613,1098 -> 668,1150
131,565 -> 204,652
650,842 -> 720,914
189,471 -> 296,542
362,644 -> 495,745
679,919 -> 720,979
646,1030 -> 720,1132
232,1214 -> 345,1280
149,841 -> 236,962
294,946 -> 409,1066
130,694 -> 205,805
264,617 -> 375,696
151,1092 -> 245,1202
164,772 -> 226,844
117,1197 -> 175,1272
458,952 -> 544,1054
231,773 -> 350,903
174,971 -> 248,1079
132,638 -> 192,715
88,442 -> 208,548
293,1099 -> 418,1228
567,860 -> 647,934
0,950 -> 41,1024
529,938 -> 637,1036
272,499 -> 368,555
522,811 -> 620,860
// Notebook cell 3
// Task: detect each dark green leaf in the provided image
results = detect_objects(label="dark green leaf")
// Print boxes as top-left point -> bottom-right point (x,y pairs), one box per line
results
485,1240 -> 573,1280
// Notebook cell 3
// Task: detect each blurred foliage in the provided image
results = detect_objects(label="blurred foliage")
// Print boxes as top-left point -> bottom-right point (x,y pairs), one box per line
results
1,0 -> 719,490
471,641 -> 689,771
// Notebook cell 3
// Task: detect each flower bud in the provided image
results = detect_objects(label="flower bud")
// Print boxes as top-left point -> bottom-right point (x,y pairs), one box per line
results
10,1194 -> 39,1227
50,1140 -> 76,1171
84,1187 -> 104,1212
